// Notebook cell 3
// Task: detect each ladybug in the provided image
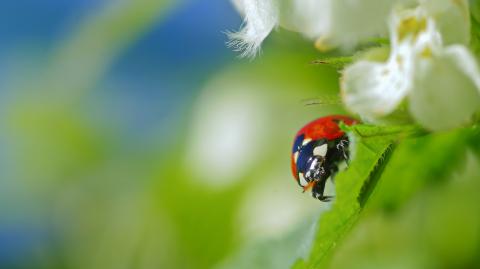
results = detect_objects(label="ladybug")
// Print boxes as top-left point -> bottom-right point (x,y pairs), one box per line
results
291,115 -> 357,201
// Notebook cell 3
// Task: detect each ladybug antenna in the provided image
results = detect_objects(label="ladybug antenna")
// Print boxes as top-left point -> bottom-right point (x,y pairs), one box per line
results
301,95 -> 342,106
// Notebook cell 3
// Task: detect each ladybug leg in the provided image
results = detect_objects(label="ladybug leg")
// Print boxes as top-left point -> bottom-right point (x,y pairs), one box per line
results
312,174 -> 333,202
336,138 -> 350,165
329,166 -> 339,184
319,195 -> 334,202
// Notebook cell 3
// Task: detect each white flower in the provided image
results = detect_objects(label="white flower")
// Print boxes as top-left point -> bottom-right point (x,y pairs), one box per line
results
342,1 -> 480,130
228,0 -> 411,58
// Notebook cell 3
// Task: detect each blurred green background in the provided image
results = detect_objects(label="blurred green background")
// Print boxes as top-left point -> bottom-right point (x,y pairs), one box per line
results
4,2 -> 479,269
0,1 -> 344,268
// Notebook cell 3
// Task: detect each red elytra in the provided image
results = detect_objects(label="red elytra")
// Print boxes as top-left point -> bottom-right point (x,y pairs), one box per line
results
295,115 -> 357,141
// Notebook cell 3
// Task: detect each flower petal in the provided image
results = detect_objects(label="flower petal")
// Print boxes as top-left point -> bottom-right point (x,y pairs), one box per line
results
409,45 -> 480,130
278,0 -> 332,40
282,0 -> 409,50
341,8 -> 428,120
418,0 -> 470,45
341,58 -> 412,120
325,0 -> 410,49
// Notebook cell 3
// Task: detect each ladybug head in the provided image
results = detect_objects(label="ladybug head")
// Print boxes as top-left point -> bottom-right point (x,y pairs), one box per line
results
303,155 -> 328,189
293,138 -> 330,192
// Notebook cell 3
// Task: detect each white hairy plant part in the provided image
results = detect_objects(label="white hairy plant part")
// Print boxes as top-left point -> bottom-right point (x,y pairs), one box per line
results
342,2 -> 480,130
228,0 -> 409,57
227,0 -> 469,57
227,0 -> 279,58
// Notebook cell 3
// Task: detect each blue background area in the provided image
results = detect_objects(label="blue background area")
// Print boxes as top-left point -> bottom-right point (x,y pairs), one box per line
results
0,0 -> 242,267
0,0 -> 243,146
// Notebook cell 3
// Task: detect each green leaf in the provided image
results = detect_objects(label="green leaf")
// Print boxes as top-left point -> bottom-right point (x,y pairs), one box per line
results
366,127 -> 480,212
471,0 -> 480,24
293,125 -> 479,269
327,128 -> 480,269
292,124 -> 422,269
310,44 -> 390,70
467,125 -> 480,156
310,56 -> 354,69
471,4 -> 480,59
